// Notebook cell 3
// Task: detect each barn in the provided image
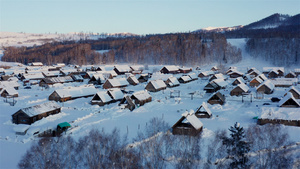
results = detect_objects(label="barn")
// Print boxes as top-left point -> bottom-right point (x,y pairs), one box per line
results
12,101 -> 61,125
195,102 -> 212,118
207,92 -> 226,105
172,110 -> 203,136
145,79 -> 167,92
230,83 -> 249,96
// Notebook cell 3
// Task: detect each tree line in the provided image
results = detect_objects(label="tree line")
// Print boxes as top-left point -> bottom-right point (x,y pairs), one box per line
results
18,117 -> 297,169
1,33 -> 242,66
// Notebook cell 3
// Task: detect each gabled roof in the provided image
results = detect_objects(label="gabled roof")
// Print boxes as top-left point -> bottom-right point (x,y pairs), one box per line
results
213,73 -> 226,80
92,91 -> 113,103
257,80 -> 275,91
132,90 -> 151,101
0,87 -> 18,96
107,78 -> 129,87
150,79 -> 167,89
235,83 -> 249,92
233,77 -> 245,84
258,74 -> 268,81
288,86 -> 300,96
127,75 -> 139,84
22,73 -> 44,80
107,88 -> 124,100
167,76 -> 180,86
161,65 -> 179,72
54,85 -> 97,98
263,67 -> 284,73
199,71 -> 214,76
250,76 -> 263,84
42,76 -> 74,84
17,101 -> 60,117
188,73 -> 198,80
181,110 -> 203,130
114,65 -> 131,72
179,75 -> 192,82
208,92 -> 225,102
196,102 -> 212,116
279,92 -> 300,107
212,79 -> 228,87
0,81 -> 20,88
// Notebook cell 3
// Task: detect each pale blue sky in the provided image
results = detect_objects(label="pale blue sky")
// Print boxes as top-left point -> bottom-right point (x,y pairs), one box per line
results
0,0 -> 299,35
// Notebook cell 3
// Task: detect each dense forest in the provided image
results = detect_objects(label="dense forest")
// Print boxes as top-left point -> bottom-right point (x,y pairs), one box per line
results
1,33 -> 241,66
18,118 -> 297,169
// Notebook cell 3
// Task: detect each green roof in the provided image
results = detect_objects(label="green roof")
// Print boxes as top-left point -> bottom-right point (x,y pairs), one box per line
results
57,122 -> 71,128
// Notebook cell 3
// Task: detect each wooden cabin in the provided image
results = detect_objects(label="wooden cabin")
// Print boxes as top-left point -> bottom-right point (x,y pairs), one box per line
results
285,72 -> 297,78
228,71 -> 244,78
179,67 -> 192,74
107,88 -> 124,102
249,77 -> 264,87
90,91 -> 113,106
138,74 -> 150,83
230,83 -> 249,96
256,80 -> 274,94
119,95 -> 136,111
49,85 -> 97,102
207,92 -> 226,105
102,78 -> 129,89
145,79 -> 167,92
127,75 -> 139,85
12,101 -> 61,125
188,73 -> 198,81
89,73 -> 106,85
204,79 -> 227,93
165,76 -> 180,88
209,73 -> 226,82
0,87 -> 18,97
279,92 -> 300,108
131,90 -> 152,106
160,66 -> 179,74
232,77 -> 245,86
285,86 -> 300,99
39,76 -> 74,87
198,71 -> 214,79
195,102 -> 212,118
178,75 -> 193,84
268,70 -> 279,79
172,111 -> 203,136
113,65 -> 131,75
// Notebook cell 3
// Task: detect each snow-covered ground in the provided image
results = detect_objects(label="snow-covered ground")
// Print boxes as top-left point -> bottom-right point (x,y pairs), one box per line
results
0,37 -> 299,168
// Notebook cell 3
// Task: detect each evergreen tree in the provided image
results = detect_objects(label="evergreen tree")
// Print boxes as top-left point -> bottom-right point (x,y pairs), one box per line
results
222,122 -> 250,169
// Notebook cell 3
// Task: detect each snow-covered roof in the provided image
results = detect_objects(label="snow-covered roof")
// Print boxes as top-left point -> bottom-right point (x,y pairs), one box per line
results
22,73 -> 44,80
180,75 -> 192,82
0,81 -> 20,88
19,101 -> 61,117
162,65 -> 179,72
150,79 -> 167,89
130,65 -> 144,71
182,110 -> 203,130
128,75 -> 139,84
30,62 -> 43,66
228,70 -> 244,76
0,87 -> 18,96
108,88 -> 123,100
42,71 -> 61,77
279,92 -> 300,107
114,65 -> 131,72
257,80 -> 275,90
197,102 -> 212,116
260,107 -> 300,120
93,91 -> 113,103
42,76 -> 74,84
55,85 -> 97,98
92,73 -> 105,81
132,90 -> 151,101
212,79 -> 228,87
251,76 -> 263,84
294,69 -> 300,73
188,73 -> 198,80
214,73 -> 226,80
263,67 -> 284,73
107,78 -> 129,87
237,83 -> 249,92
0,68 -> 5,72
234,77 -> 245,84
288,86 -> 300,96
200,71 -> 214,76
167,76 -> 180,86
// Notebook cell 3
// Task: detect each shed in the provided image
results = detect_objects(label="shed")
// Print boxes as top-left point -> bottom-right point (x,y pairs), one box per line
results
195,102 -> 212,118
172,110 -> 203,136
145,79 -> 167,92
279,92 -> 300,108
207,92 -> 226,105
12,101 -> 61,125
230,83 -> 249,96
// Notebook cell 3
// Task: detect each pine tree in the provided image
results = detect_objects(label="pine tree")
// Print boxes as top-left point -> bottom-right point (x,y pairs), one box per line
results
222,122 -> 250,168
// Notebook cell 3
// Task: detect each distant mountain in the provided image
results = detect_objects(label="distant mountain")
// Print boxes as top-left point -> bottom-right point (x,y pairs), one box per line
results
243,13 -> 290,30
194,25 -> 243,33
194,13 -> 299,33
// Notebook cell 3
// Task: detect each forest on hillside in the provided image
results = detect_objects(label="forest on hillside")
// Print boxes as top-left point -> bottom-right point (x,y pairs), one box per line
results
1,33 -> 242,66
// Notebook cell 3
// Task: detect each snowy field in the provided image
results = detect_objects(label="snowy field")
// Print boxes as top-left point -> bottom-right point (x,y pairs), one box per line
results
0,38 -> 300,168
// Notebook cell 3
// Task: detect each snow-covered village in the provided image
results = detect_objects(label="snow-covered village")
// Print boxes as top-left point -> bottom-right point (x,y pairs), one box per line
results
1,0 -> 300,168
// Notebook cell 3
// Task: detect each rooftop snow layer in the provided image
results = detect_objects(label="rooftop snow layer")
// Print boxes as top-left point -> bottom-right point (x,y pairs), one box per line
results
19,101 -> 61,117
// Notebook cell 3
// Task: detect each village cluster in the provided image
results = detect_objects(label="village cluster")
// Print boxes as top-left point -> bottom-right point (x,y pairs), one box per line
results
0,62 -> 300,137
